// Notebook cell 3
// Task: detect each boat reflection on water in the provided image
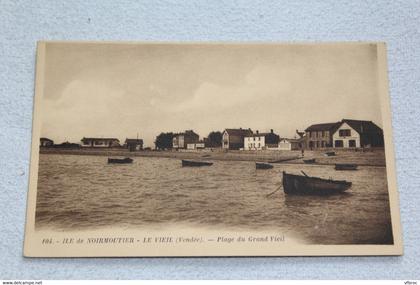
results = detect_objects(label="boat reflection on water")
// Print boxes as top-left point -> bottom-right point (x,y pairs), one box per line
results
283,191 -> 353,208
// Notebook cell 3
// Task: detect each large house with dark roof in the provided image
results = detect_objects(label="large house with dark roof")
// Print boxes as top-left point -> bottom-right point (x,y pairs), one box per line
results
304,119 -> 384,149
332,119 -> 384,148
305,122 -> 341,149
222,128 -> 253,150
172,130 -> 199,149
125,138 -> 144,151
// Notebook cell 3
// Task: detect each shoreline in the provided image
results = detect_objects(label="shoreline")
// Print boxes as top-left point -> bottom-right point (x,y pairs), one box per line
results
39,148 -> 386,167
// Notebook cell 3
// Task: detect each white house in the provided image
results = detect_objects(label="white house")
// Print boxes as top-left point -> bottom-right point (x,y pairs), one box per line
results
244,134 -> 266,150
332,122 -> 360,148
277,138 -> 301,151
244,130 -> 280,151
332,119 -> 384,148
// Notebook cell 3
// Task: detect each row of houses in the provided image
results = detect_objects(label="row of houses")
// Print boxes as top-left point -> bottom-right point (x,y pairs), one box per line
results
40,137 -> 144,151
221,119 -> 384,150
303,119 -> 384,149
222,128 -> 300,151
40,118 -> 384,151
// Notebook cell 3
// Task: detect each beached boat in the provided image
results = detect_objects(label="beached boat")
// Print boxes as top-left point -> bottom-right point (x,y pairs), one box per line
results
324,151 -> 336,156
182,160 -> 213,167
303,158 -> 316,164
268,156 -> 301,163
108,157 -> 133,164
282,171 -> 352,195
256,162 -> 273,169
335,163 -> 358,171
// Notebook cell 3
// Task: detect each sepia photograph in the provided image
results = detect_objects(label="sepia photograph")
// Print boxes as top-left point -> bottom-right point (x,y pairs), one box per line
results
24,42 -> 402,256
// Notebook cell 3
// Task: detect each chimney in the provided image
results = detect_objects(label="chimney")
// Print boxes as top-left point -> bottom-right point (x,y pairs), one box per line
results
270,129 -> 273,133
256,130 -> 259,134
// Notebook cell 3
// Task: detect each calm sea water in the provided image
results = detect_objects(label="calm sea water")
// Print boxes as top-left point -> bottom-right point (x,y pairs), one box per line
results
35,154 -> 393,244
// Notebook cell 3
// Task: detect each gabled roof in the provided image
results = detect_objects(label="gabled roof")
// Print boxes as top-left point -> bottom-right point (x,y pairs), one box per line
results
81,137 -> 119,142
224,128 -> 253,136
247,132 -> 279,138
305,122 -> 341,132
125,138 -> 144,144
340,119 -> 383,135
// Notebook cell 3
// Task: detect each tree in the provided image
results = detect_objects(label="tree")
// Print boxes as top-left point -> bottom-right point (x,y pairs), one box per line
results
154,132 -> 174,150
206,131 -> 223,148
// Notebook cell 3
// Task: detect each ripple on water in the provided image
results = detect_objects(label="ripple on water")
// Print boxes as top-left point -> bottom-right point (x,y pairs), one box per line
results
35,154 -> 394,244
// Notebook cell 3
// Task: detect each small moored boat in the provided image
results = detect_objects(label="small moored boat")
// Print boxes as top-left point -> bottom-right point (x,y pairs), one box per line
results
182,159 -> 213,167
256,162 -> 273,169
268,156 -> 301,163
108,157 -> 133,164
335,163 -> 358,171
282,171 -> 351,195
303,158 -> 316,164
324,151 -> 336,156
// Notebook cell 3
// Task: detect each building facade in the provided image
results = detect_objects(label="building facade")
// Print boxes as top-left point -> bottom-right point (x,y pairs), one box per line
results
81,137 -> 120,148
222,128 -> 253,150
186,141 -> 205,150
243,130 -> 280,150
305,122 -> 341,149
125,138 -> 144,151
277,138 -> 301,151
172,130 -> 199,149
332,119 -> 384,148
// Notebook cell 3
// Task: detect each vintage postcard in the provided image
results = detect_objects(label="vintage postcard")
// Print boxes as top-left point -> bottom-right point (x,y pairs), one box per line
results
24,42 -> 402,257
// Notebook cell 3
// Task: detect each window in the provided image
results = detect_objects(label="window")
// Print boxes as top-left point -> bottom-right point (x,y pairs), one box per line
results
349,140 -> 356,147
335,140 -> 343,147
339,129 -> 351,137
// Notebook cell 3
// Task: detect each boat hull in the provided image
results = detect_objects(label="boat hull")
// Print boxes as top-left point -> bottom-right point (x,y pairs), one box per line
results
335,163 -> 358,171
282,171 -> 351,195
108,157 -> 133,164
182,160 -> 213,167
256,163 -> 273,169
324,151 -> 336,156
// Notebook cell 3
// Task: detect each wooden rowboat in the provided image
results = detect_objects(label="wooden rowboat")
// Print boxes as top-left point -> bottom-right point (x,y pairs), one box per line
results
303,158 -> 316,164
335,163 -> 358,171
282,171 -> 351,195
108,157 -> 133,164
324,151 -> 336,156
182,160 -> 213,167
268,156 -> 301,163
256,162 -> 273,169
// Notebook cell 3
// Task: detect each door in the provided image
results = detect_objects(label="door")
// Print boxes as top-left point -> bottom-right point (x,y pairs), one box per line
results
349,140 -> 356,147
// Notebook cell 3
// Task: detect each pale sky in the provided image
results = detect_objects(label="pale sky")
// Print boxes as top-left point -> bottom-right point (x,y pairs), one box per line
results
40,43 -> 382,147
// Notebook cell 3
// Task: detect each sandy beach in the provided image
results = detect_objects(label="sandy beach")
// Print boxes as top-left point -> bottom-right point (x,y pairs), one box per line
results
39,147 -> 386,167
